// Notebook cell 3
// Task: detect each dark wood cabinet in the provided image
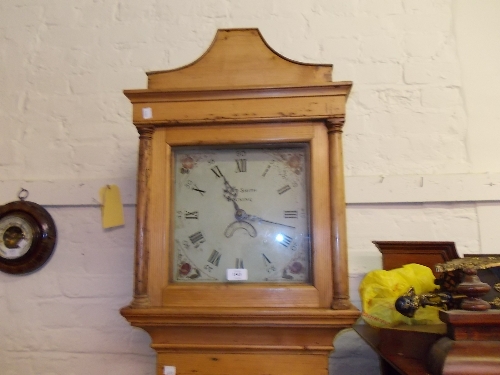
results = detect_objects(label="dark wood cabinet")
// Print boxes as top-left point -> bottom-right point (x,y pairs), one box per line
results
355,241 -> 500,375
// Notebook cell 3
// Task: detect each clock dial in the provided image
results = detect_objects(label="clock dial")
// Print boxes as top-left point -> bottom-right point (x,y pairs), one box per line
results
0,215 -> 34,260
0,200 -> 57,274
172,145 -> 311,283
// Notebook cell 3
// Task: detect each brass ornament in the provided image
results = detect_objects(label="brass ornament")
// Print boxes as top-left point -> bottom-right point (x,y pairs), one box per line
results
435,256 -> 500,272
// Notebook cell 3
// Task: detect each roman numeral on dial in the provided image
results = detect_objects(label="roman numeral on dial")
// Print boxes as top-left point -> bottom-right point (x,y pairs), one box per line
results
235,258 -> 244,269
186,180 -> 205,196
235,159 -> 247,172
262,164 -> 271,177
208,250 -> 221,266
189,231 -> 205,248
192,187 -> 206,196
279,234 -> 293,247
211,166 -> 223,178
262,253 -> 276,272
277,185 -> 291,195
185,211 -> 199,219
262,253 -> 272,265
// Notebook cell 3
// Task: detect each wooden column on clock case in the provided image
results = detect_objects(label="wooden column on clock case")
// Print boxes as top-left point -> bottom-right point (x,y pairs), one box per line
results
121,28 -> 360,375
131,125 -> 154,308
326,118 -> 350,310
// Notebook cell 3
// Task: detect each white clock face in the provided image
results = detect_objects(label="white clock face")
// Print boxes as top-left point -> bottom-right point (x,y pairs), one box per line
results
172,145 -> 311,283
0,215 -> 34,260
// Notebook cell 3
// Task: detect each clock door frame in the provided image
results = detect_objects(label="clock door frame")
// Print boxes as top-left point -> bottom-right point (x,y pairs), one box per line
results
150,121 -> 332,308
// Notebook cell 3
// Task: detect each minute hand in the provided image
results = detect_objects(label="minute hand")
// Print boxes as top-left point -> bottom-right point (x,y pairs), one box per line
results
245,214 -> 295,229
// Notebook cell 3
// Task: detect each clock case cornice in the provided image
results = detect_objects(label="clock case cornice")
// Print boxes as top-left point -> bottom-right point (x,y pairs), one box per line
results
124,83 -> 352,103
124,83 -> 351,127
124,28 -> 351,127
121,28 -> 359,375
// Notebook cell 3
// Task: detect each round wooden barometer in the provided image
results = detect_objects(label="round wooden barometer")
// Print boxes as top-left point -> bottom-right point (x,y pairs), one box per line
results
0,198 -> 57,275
120,28 -> 359,375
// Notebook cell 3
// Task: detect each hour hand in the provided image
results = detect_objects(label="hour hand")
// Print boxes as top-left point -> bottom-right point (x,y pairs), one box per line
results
221,176 -> 238,202
212,165 -> 237,199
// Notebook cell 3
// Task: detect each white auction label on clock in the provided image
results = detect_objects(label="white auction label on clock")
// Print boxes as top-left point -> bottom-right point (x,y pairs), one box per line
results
142,107 -> 153,119
226,269 -> 248,281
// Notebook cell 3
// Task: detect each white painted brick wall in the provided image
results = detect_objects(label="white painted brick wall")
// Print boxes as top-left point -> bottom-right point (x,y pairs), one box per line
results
0,207 -> 156,375
2,0 -> 500,374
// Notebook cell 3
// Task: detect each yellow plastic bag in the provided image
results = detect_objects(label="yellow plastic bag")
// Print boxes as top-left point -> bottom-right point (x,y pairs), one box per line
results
359,263 -> 442,327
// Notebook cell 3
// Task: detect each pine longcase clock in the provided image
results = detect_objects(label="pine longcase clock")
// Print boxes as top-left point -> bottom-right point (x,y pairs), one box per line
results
121,29 -> 359,375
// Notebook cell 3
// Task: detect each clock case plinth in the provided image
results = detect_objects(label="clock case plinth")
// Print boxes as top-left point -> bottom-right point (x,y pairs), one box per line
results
121,29 -> 359,375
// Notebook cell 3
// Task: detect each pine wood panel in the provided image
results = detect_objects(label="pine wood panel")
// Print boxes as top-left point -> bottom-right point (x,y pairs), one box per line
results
130,95 -> 346,125
146,29 -> 333,90
162,122 -> 316,146
162,284 -> 320,308
157,352 -> 328,375
148,326 -> 340,348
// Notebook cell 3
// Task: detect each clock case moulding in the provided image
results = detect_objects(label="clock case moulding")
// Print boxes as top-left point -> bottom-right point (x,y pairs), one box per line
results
121,28 -> 360,375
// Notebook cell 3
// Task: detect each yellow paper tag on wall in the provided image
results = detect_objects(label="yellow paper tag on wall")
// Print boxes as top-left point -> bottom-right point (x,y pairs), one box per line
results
99,185 -> 125,229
